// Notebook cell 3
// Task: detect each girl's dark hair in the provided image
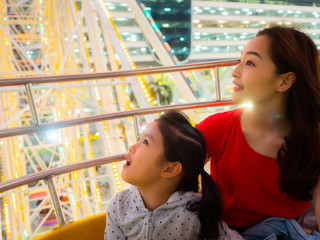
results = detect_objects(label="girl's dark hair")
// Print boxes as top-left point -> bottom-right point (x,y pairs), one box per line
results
158,111 -> 222,240
257,25 -> 320,201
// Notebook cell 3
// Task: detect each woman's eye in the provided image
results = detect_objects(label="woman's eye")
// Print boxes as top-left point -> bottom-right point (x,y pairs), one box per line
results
246,61 -> 254,66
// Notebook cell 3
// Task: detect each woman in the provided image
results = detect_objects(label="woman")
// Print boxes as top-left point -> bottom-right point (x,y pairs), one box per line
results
196,25 -> 320,237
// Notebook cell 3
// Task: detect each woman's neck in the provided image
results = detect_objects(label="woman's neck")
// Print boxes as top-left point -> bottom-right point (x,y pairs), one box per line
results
241,103 -> 290,158
242,101 -> 288,133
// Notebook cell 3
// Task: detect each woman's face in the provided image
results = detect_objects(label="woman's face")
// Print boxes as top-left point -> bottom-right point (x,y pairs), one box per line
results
231,35 -> 283,105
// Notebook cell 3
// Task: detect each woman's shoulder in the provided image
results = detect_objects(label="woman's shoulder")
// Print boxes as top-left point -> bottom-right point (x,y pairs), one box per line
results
204,108 -> 242,122
196,107 -> 242,132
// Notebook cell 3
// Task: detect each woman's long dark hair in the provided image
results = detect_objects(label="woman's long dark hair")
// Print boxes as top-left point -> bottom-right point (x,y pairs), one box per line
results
157,111 -> 222,240
257,25 -> 320,201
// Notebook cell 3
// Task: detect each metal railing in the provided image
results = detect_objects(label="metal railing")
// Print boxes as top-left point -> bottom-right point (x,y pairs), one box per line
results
0,59 -> 238,86
0,59 -> 239,228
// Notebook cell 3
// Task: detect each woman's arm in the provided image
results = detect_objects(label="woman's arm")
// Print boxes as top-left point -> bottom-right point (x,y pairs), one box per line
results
313,177 -> 320,230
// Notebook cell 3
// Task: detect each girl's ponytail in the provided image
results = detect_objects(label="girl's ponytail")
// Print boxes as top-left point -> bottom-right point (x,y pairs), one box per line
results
198,169 -> 222,240
158,111 -> 223,239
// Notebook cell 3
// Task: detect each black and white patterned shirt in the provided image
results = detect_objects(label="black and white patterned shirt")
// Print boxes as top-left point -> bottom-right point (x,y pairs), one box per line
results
104,186 -> 243,240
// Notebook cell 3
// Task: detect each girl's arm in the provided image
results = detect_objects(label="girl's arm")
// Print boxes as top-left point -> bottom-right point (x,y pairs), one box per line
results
104,196 -> 126,240
105,212 -> 125,240
313,177 -> 320,230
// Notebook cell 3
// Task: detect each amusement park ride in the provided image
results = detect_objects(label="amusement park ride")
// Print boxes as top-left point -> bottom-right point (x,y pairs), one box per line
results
0,0 -> 237,239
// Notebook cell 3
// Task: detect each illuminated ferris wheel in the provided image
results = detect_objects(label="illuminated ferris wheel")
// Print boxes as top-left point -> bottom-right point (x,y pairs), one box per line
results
0,0 -> 211,238
0,0 -> 152,238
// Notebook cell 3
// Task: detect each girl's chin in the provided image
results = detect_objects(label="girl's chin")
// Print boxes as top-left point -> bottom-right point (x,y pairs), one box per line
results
120,174 -> 129,184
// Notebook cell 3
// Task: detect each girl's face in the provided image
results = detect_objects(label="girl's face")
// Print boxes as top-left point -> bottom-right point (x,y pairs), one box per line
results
121,121 -> 167,188
231,35 -> 283,105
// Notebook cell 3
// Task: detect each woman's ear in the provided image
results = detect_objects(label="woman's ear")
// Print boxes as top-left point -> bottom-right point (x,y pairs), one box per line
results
278,72 -> 296,92
161,162 -> 182,178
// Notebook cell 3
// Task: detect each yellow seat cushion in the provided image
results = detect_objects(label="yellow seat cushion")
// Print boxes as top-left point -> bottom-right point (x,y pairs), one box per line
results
32,212 -> 106,240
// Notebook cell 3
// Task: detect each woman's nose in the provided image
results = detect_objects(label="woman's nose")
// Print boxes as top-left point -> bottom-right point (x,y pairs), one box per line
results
232,65 -> 240,78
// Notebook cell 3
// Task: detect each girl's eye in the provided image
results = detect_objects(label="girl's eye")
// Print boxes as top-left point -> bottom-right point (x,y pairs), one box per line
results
143,139 -> 149,145
246,60 -> 255,66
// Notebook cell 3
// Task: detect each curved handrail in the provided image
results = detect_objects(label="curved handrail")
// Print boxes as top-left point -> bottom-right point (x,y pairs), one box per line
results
0,100 -> 234,138
0,59 -> 239,86
0,99 -> 236,193
0,154 -> 125,193
0,59 -> 238,227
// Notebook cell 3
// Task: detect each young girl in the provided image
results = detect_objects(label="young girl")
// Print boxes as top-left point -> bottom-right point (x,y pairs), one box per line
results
104,111 -> 242,240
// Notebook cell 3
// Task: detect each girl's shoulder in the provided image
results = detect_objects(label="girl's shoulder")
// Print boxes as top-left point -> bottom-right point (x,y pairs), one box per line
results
112,185 -> 136,197
160,191 -> 201,210
219,222 -> 244,240
168,190 -> 201,202
108,186 -> 141,206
